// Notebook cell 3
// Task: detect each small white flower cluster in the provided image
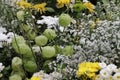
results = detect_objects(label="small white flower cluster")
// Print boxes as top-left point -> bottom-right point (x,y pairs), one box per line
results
0,63 -> 4,72
37,16 -> 64,32
49,54 -> 82,79
74,19 -> 120,64
96,62 -> 120,80
31,70 -> 62,80
0,27 -> 14,48
37,16 -> 59,28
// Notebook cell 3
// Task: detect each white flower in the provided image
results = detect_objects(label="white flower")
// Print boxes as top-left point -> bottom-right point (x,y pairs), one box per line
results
37,16 -> 59,28
34,70 -> 44,76
42,73 -> 53,80
50,71 -> 62,79
0,32 -> 14,47
114,68 -> 120,73
7,32 -> 14,38
32,46 -> 40,53
95,75 -> 103,80
106,76 -> 113,80
59,26 -> 64,32
80,37 -> 86,45
0,33 -> 7,41
32,71 -> 44,79
106,64 -> 117,72
6,39 -> 12,44
37,16 -> 66,32
0,27 -> 7,33
99,62 -> 107,69
32,71 -> 53,80
6,32 -> 14,44
83,0 -> 89,2
100,68 -> 111,79
0,63 -> 4,72
113,73 -> 120,80
0,28 -> 14,42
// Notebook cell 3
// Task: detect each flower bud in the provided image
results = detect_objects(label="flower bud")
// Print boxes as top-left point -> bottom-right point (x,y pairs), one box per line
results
12,57 -> 22,71
27,30 -> 36,40
24,61 -> 37,72
22,24 -> 30,32
16,10 -> 25,20
42,46 -> 56,59
12,36 -> 25,44
35,35 -> 48,46
11,70 -> 25,79
43,29 -> 57,40
9,74 -> 22,80
20,44 -> 31,54
59,13 -> 71,27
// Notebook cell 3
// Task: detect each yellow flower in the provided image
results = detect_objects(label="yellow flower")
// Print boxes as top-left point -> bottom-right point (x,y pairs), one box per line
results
76,62 -> 100,79
31,76 -> 41,80
76,67 -> 87,76
33,3 -> 47,14
83,2 -> 95,13
56,0 -> 70,8
86,72 -> 95,78
16,1 -> 32,9
88,67 -> 99,72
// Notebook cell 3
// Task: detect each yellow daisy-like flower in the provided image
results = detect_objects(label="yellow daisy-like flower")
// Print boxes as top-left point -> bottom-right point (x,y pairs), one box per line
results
33,3 -> 47,14
83,2 -> 95,13
56,0 -> 70,8
76,62 -> 100,79
16,1 -> 32,9
86,72 -> 96,78
31,76 -> 41,80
